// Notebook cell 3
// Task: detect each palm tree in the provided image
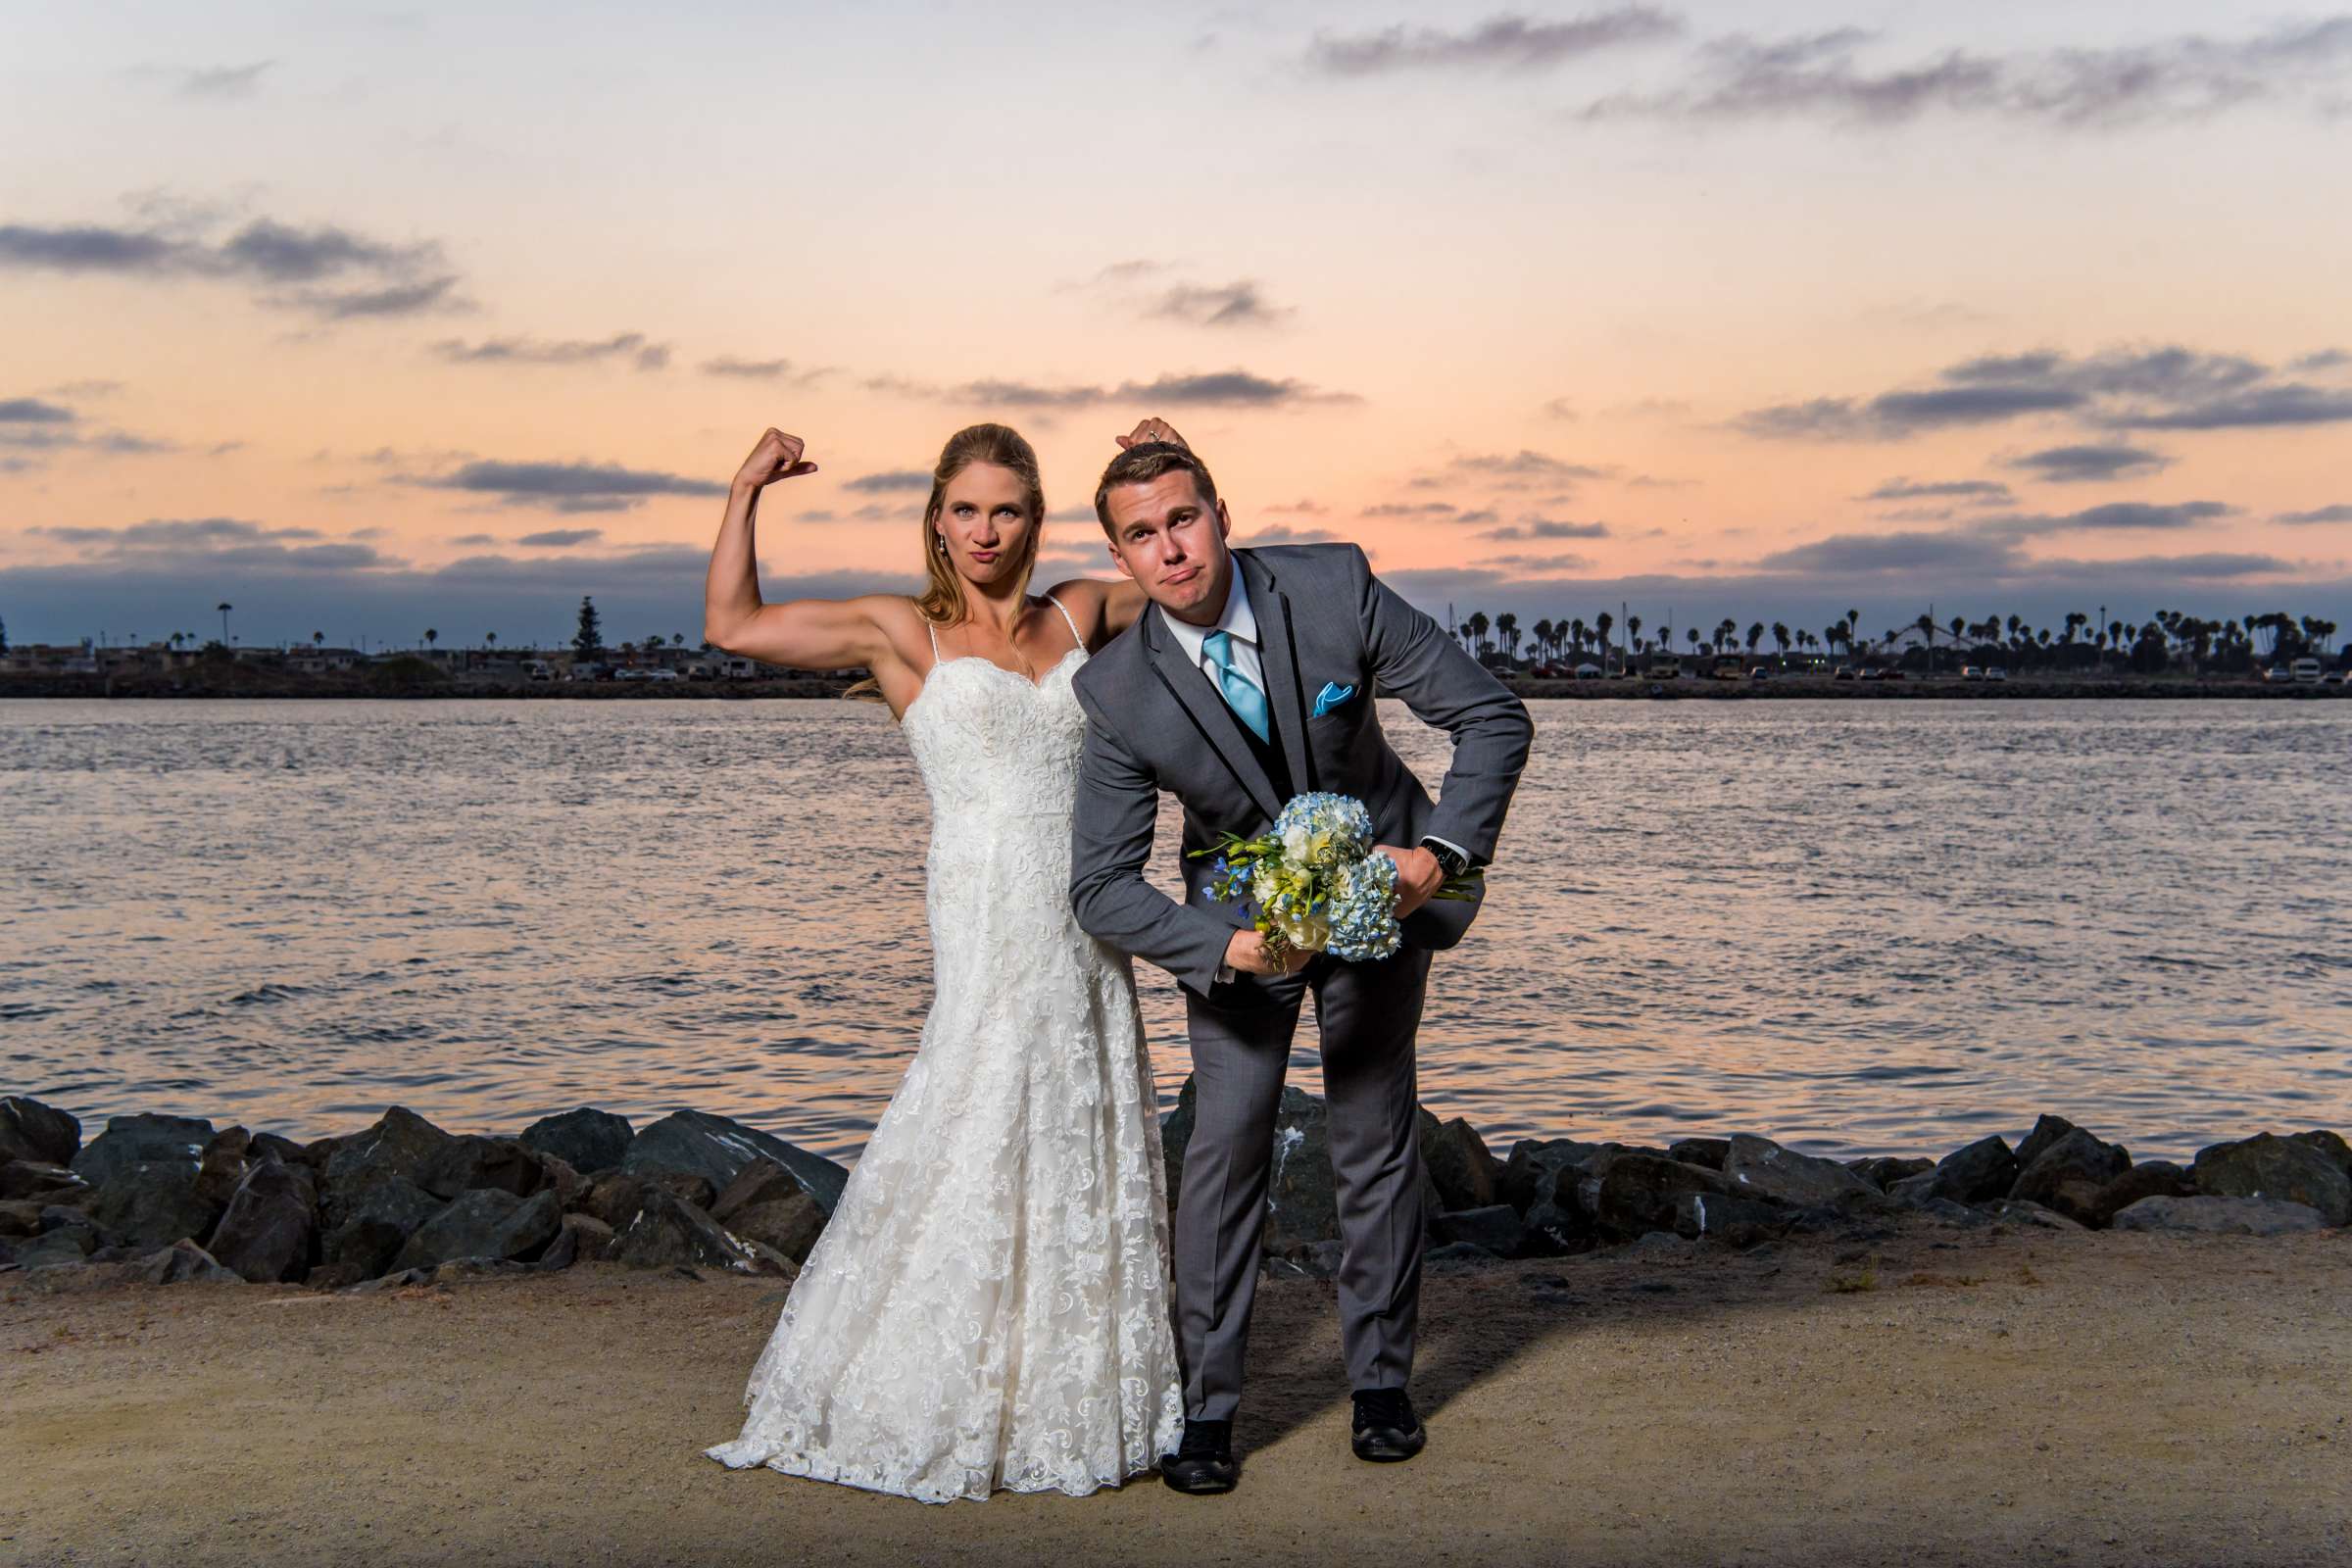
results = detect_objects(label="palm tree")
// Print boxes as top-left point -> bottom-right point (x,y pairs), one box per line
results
312,630 -> 324,649
1625,615 -> 1642,660
1465,612 -> 1490,657
1746,621 -> 1764,655
1771,621 -> 1790,658
424,628 -> 439,653
1495,612 -> 1520,660
217,602 -> 233,644
1594,612 -> 1615,671
485,631 -> 498,653
1531,618 -> 1553,666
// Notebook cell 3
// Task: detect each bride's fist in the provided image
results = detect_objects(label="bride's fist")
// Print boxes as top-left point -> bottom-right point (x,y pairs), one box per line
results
734,428 -> 820,492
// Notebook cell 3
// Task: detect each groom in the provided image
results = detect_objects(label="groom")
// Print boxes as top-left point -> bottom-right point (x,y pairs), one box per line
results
1068,436 -> 1533,1494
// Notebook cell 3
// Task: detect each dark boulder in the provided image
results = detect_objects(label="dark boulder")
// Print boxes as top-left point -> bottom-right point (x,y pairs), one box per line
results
393,1188 -> 563,1272
1430,1204 -> 1525,1255
557,1211 -> 614,1263
320,1172 -> 444,1278
1160,1079 -> 1197,1209
1919,1135 -> 2021,1204
621,1110 -> 849,1215
1846,1156 -> 1935,1190
10,1225 -> 97,1268
1983,1200 -> 2085,1232
2013,1114 -> 2083,1173
0,1199 -> 43,1237
321,1106 -> 460,1192
580,1170 -> 714,1231
1576,1152 -> 1739,1240
2082,1160 -> 2195,1228
519,1107 -> 635,1175
1501,1138 -> 1612,1215
2010,1128 -> 2131,1210
71,1112 -> 215,1189
128,1239 -> 242,1285
84,1160 -> 221,1250
416,1134 -> 545,1200
1722,1135 -> 1886,1210
1519,1200 -> 1584,1257
0,1096 -> 80,1166
1673,1192 -> 1787,1247
2112,1195 -> 2327,1236
609,1188 -> 760,1272
208,1157 -> 319,1283
1666,1138 -> 1730,1171
2190,1134 -> 2351,1226
1419,1112 -> 1502,1213
711,1157 -> 826,1264
250,1131 -> 308,1166
724,1198 -> 826,1264
1,1160 -> 87,1202
1263,1088 -> 1339,1255
2288,1130 -> 2352,1179
193,1126 -> 256,1210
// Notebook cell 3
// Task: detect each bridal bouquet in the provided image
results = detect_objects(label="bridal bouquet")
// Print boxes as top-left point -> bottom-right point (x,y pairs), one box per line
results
1193,792 -> 1479,965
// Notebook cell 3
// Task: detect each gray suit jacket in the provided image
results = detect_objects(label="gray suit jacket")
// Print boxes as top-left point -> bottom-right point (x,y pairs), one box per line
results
1068,543 -> 1535,997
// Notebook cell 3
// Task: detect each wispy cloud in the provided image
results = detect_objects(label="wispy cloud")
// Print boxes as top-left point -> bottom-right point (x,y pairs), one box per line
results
2004,443 -> 2172,483
1980,500 -> 2233,537
1859,477 -> 2017,504
402,458 -> 726,513
429,331 -> 669,371
175,61 -> 274,99
1579,18 -> 2352,129
1308,8 -> 1682,76
1739,344 -> 2352,439
1478,517 -> 1611,540
842,469 -> 932,493
868,368 -> 1355,409
2275,503 -> 2352,525
699,356 -> 828,383
514,528 -> 603,548
0,202 -> 468,319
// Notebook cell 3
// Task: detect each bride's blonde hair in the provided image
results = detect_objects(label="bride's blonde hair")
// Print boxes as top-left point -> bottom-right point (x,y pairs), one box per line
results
846,422 -> 1048,704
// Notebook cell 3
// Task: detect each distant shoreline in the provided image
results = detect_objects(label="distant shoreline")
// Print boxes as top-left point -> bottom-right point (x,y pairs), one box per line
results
1,672 -> 2344,701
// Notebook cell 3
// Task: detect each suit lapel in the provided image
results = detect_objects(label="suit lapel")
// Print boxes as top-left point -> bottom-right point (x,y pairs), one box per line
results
1238,550 -> 1316,798
1145,599 -> 1283,821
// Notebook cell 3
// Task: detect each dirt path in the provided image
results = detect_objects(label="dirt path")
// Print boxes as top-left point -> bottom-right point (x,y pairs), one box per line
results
5,1225 -> 2347,1567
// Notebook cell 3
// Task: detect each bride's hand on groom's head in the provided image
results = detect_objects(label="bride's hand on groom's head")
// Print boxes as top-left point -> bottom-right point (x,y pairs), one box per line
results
1113,416 -> 1188,452
733,427 -> 820,493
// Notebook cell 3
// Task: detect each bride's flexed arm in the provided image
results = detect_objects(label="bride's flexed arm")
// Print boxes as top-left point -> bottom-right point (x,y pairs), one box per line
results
704,427 -> 907,673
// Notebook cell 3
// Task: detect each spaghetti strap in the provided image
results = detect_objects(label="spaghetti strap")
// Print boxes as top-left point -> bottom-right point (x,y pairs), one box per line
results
924,617 -> 943,670
1043,593 -> 1085,651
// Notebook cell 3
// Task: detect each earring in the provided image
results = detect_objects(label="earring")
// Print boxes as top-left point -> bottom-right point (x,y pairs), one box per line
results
935,533 -> 948,555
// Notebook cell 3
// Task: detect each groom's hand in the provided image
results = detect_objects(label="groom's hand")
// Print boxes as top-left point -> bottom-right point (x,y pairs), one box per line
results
1224,928 -> 1310,977
1114,416 -> 1189,451
1379,845 -> 1446,919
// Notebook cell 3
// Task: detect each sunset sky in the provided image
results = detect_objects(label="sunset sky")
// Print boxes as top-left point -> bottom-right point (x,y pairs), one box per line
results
5,1 -> 2350,652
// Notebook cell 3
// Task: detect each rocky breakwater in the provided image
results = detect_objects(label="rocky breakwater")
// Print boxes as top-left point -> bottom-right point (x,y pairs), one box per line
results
0,1097 -> 848,1295
7,1089 -> 2347,1298
1155,1084 -> 2352,1275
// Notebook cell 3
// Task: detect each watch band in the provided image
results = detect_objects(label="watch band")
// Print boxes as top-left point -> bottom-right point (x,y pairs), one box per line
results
1419,837 -> 1470,880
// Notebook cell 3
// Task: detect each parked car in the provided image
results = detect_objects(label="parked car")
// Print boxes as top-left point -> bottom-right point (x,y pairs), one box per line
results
2290,657 -> 2324,685
1855,666 -> 1883,682
1575,662 -> 1603,679
614,667 -> 654,682
1882,668 -> 1905,681
644,667 -> 683,682
1960,664 -> 1984,681
1749,666 -> 1770,682
1833,664 -> 1857,681
1985,666 -> 2008,682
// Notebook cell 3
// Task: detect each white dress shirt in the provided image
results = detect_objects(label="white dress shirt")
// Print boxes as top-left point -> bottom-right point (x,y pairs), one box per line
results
1173,563 -> 1469,984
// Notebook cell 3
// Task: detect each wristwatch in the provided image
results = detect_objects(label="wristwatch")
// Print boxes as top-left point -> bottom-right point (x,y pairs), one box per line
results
1420,838 -> 1471,880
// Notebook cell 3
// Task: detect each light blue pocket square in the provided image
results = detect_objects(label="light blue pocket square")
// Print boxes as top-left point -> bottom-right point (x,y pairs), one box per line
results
1312,680 -> 1357,717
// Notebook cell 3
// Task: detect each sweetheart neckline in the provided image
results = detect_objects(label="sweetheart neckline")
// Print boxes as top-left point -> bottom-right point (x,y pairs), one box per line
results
900,645 -> 1087,726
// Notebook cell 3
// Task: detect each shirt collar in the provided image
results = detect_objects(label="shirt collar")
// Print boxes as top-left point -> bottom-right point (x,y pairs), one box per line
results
1160,560 -> 1257,662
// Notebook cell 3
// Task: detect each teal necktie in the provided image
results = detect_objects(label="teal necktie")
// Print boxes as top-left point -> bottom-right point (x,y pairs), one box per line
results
1202,630 -> 1271,744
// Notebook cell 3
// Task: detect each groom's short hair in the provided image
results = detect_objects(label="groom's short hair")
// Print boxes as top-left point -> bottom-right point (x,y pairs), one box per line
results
1094,443 -> 1220,535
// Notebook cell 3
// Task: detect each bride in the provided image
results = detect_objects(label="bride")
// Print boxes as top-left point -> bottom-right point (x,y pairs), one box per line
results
698,416 -> 1188,1502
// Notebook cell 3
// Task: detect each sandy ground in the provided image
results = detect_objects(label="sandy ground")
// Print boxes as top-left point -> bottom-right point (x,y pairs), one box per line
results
4,1223 -> 2347,1568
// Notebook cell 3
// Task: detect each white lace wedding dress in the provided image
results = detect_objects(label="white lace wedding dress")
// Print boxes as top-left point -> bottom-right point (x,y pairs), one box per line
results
705,598 -> 1186,1503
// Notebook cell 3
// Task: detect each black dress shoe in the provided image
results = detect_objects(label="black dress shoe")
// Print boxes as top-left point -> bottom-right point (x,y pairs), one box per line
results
1350,1388 -> 1426,1462
1161,1417 -> 1239,1494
